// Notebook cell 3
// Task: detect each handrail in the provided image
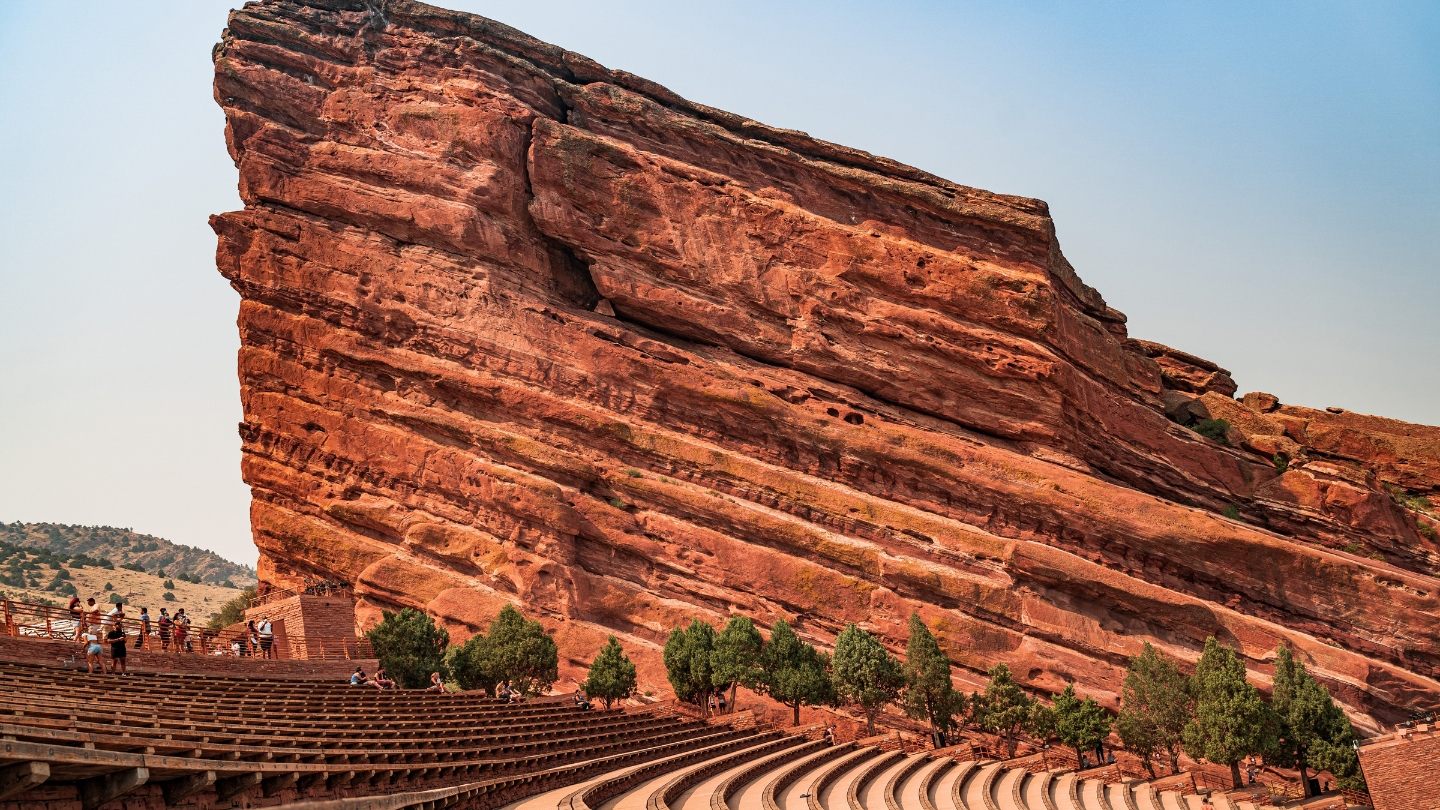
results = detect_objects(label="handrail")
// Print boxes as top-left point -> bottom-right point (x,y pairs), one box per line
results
248,581 -> 353,609
0,598 -> 371,661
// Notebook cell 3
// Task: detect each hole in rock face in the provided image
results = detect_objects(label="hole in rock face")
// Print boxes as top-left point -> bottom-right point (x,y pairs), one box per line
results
546,239 -> 602,311
843,412 -> 864,425
826,408 -> 840,418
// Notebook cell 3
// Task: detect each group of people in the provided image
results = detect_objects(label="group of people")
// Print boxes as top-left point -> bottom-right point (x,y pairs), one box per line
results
349,666 -> 396,689
226,618 -> 276,658
67,595 -> 277,666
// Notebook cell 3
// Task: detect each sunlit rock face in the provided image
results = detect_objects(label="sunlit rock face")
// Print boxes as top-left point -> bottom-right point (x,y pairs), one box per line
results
213,0 -> 1439,730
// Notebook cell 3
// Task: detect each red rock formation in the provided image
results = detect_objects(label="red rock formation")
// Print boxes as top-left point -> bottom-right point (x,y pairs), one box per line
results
212,0 -> 1439,731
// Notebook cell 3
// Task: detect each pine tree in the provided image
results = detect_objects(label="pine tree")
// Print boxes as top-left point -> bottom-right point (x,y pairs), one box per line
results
759,618 -> 835,725
1269,643 -> 1364,794
444,605 -> 559,696
1051,684 -> 1114,766
664,619 -> 719,713
901,613 -> 963,746
1182,637 -> 1277,788
978,663 -> 1033,758
365,608 -> 450,689
832,623 -> 905,736
1115,642 -> 1194,777
583,635 -> 638,709
711,616 -> 765,714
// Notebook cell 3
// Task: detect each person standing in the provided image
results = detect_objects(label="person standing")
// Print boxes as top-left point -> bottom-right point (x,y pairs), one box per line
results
173,609 -> 190,653
107,601 -> 125,632
106,620 -> 128,675
80,623 -> 106,674
157,608 -> 173,652
246,620 -> 259,657
82,598 -> 101,640
67,596 -> 83,638
257,616 -> 273,659
138,607 -> 151,650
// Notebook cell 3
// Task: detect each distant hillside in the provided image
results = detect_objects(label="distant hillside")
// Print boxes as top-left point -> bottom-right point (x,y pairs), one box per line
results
0,523 -> 256,587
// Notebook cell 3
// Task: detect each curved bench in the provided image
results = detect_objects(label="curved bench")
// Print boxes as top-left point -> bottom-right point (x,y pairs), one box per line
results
807,746 -> 879,810
914,756 -> 956,810
882,752 -> 933,810
563,731 -> 779,810
846,750 -> 905,810
708,738 -> 828,810
761,743 -> 854,810
647,735 -> 806,810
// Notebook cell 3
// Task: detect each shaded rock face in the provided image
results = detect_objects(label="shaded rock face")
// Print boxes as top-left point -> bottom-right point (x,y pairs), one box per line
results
213,0 -> 1439,729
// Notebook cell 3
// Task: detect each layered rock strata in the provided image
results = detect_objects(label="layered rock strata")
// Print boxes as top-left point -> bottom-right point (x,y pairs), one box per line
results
212,0 -> 1440,730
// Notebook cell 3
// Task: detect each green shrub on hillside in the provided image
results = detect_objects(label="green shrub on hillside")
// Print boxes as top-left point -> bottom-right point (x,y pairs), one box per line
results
1191,419 -> 1232,445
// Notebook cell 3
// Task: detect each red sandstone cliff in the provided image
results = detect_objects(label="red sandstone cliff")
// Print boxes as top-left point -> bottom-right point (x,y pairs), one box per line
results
212,0 -> 1440,731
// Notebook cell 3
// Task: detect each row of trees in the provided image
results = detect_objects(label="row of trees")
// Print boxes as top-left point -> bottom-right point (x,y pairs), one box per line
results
660,614 -> 1363,796
373,606 -> 1362,797
1117,638 -> 1363,794
365,604 -> 641,709
366,605 -> 562,695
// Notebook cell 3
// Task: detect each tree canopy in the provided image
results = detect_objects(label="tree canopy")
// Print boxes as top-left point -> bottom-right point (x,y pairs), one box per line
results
759,618 -> 835,725
1050,683 -> 1114,766
664,619 -> 720,712
583,635 -> 638,709
978,663 -> 1033,758
1269,643 -> 1364,793
1182,637 -> 1276,788
711,616 -> 765,712
901,613 -> 963,745
443,605 -> 558,696
366,608 -> 449,689
832,623 -> 905,736
1114,642 -> 1194,777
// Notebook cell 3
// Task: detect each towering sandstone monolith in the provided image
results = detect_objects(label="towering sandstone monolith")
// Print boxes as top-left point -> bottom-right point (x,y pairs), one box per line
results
213,0 -> 1440,730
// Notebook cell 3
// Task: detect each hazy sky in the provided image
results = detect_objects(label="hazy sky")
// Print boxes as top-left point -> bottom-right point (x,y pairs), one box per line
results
1,1 -> 1436,567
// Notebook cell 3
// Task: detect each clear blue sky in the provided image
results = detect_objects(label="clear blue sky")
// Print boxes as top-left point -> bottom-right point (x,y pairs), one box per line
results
1,1 -> 1436,566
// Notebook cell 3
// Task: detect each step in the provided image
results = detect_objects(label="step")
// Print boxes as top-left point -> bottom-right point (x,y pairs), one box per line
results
813,748 -> 883,810
1129,785 -> 1160,810
864,753 -> 917,810
960,762 -> 1004,810
928,760 -> 969,810
1019,772 -> 1052,810
1078,779 -> 1110,810
1104,782 -> 1135,810
890,755 -> 943,810
1049,773 -> 1082,810
764,745 -> 853,810
1155,791 -> 1185,810
991,767 -> 1026,810
847,751 -> 906,810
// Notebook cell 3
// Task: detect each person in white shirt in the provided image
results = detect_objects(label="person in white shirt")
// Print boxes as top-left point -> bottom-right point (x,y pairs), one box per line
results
257,617 -> 274,659
80,626 -> 106,674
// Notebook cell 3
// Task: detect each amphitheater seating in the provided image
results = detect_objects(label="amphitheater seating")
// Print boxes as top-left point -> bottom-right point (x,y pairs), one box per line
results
0,660 -> 1299,810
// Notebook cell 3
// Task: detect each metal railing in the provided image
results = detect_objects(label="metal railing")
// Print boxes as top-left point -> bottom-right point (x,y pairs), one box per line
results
248,580 -> 353,609
0,598 -> 371,661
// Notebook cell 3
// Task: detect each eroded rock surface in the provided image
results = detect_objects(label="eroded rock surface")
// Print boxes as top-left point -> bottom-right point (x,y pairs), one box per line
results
212,0 -> 1440,730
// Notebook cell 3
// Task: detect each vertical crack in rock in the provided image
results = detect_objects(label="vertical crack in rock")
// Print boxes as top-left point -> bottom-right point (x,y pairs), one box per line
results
213,0 -> 1440,731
